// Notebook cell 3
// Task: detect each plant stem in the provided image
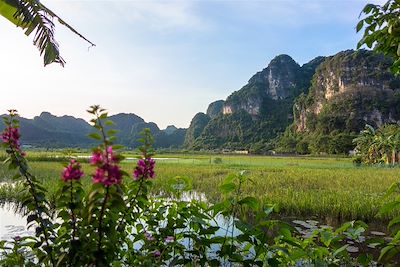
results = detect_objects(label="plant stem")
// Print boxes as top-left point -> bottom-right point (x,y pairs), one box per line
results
70,180 -> 77,240
96,186 -> 110,266
25,172 -> 55,267
69,180 -> 77,267
10,145 -> 55,267
118,178 -> 145,229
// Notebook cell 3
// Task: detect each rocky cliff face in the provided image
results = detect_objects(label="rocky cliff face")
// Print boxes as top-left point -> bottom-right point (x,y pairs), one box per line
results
185,54 -> 324,149
294,50 -> 400,133
223,54 -> 303,117
206,100 -> 225,119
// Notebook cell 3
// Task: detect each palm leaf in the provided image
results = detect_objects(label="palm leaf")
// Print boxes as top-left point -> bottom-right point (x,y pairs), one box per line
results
0,0 -> 95,66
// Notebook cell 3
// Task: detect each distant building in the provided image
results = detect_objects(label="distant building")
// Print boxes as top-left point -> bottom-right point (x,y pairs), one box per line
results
234,150 -> 249,155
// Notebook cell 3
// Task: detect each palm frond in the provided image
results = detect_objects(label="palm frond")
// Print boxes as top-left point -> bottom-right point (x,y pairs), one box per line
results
0,0 -> 95,66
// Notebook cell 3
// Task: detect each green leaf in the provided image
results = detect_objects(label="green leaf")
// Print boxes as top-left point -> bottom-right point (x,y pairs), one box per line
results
107,129 -> 118,136
0,0 -> 25,27
238,196 -> 258,210
220,182 -> 235,194
379,201 -> 400,215
264,204 -> 278,216
335,221 -> 353,234
199,226 -> 219,235
88,133 -> 102,140
105,120 -> 115,126
356,20 -> 364,32
211,200 -> 229,214
379,245 -> 396,262
267,258 -> 280,267
320,230 -> 334,247
333,244 -> 349,257
112,144 -> 124,150
388,216 -> 400,229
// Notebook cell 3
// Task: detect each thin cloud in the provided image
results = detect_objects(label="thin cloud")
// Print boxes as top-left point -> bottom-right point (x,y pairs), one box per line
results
111,1 -> 209,32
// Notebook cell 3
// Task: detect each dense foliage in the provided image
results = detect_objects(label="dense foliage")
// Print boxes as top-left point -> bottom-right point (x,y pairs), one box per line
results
353,124 -> 400,165
357,0 -> 400,75
183,113 -> 211,149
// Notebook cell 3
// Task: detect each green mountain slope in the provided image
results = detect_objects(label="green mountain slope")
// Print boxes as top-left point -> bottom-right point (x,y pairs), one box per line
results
186,50 -> 400,154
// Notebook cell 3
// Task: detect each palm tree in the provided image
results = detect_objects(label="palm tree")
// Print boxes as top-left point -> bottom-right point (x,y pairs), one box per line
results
353,124 -> 376,164
0,0 -> 94,66
386,125 -> 400,165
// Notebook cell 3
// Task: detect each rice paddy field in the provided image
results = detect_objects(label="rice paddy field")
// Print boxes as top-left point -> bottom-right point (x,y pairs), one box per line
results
1,151 -> 399,226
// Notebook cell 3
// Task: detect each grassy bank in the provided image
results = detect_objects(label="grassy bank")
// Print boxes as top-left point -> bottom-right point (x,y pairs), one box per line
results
0,154 -> 399,224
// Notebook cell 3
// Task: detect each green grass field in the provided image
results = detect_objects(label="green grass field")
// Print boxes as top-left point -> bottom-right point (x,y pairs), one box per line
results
1,153 -> 399,225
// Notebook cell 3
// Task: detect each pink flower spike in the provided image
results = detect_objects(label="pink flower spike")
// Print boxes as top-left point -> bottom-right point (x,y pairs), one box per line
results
133,158 -> 156,180
62,159 -> 84,182
1,126 -> 24,155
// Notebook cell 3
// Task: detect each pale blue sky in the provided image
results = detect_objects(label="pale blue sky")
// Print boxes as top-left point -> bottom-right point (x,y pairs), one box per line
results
0,0 -> 384,128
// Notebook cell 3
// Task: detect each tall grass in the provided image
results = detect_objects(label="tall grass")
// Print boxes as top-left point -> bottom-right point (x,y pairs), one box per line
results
1,154 -> 399,223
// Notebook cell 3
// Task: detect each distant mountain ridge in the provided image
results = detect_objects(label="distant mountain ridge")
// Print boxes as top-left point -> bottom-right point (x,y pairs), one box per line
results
0,112 -> 186,149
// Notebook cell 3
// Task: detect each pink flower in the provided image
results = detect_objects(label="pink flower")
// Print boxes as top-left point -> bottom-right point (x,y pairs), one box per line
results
133,158 -> 156,180
165,236 -> 174,243
153,250 -> 161,257
91,146 -> 123,186
144,232 -> 155,241
1,126 -> 23,154
92,168 -> 106,184
62,159 -> 84,182
90,151 -> 103,165
92,164 -> 123,186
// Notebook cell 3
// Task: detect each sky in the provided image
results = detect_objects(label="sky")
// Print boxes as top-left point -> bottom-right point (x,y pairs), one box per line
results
0,0 -> 385,129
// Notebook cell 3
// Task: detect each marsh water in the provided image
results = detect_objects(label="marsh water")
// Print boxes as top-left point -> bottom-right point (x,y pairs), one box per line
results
0,191 -> 390,256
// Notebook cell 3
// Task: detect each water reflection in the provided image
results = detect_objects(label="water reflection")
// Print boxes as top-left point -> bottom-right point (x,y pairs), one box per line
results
0,203 -> 33,241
